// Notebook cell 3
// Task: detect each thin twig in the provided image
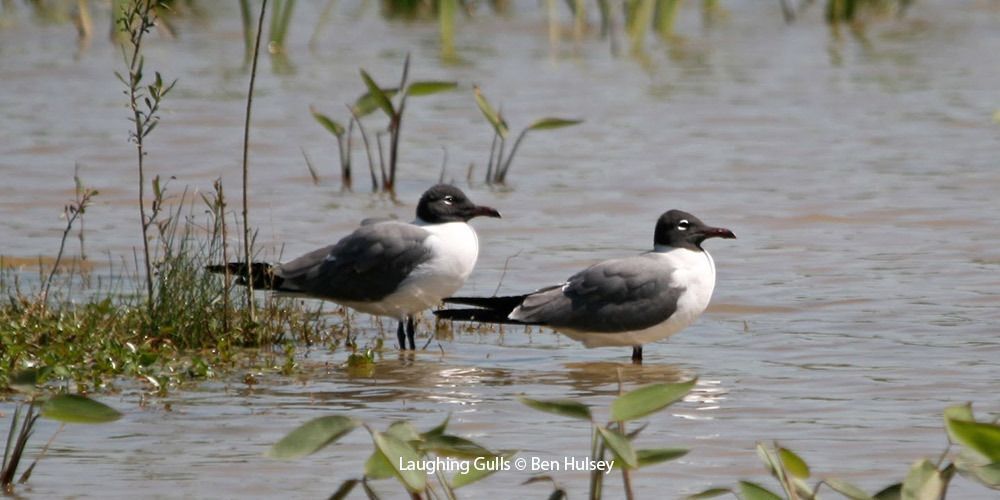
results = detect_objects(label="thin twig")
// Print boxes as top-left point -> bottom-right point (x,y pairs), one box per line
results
242,0 -> 269,320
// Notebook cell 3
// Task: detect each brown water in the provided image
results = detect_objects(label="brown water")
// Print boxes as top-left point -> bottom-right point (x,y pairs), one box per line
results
2,1 -> 1000,498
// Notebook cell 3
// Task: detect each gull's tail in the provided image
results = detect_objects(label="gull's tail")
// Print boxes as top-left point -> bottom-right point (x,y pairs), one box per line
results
434,295 -> 535,325
205,262 -> 284,290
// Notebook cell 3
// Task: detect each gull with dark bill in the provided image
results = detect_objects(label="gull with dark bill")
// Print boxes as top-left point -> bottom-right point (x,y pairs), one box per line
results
434,210 -> 734,363
208,184 -> 501,350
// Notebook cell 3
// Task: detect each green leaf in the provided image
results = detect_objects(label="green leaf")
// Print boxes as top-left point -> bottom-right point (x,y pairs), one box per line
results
451,452 -> 516,489
385,421 -> 421,443
597,426 -> 637,469
359,70 -> 395,118
268,415 -> 358,459
873,483 -> 902,500
738,481 -> 783,500
778,446 -> 810,479
474,86 -> 508,138
407,80 -> 458,97
423,414 -> 450,438
519,396 -> 592,421
310,108 -> 345,137
956,460 -> 1000,489
901,459 -> 953,500
525,117 -> 583,131
824,477 -> 874,500
364,450 -> 396,480
946,418 -> 1000,462
611,379 -> 697,422
684,488 -> 732,499
40,394 -> 121,424
371,430 -> 426,492
422,433 -> 495,459
353,87 -> 400,117
635,447 -> 688,468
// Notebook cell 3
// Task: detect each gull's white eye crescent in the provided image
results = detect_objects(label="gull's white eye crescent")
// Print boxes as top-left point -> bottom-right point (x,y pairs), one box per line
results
677,219 -> 690,230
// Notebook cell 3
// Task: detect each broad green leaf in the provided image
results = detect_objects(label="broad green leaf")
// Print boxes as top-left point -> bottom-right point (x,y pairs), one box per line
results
946,418 -> 1000,462
422,433 -> 495,459
310,108 -> 345,137
597,426 -> 637,469
371,430 -> 426,492
957,460 -> 1000,489
738,481 -> 783,500
406,80 -> 458,97
779,446 -> 811,479
474,86 -> 508,138
635,447 -> 687,468
519,396 -> 592,421
268,415 -> 358,459
873,483 -> 902,500
364,449 -> 396,480
330,478 -> 359,500
452,452 -> 516,489
684,487 -> 732,499
824,477 -> 874,500
901,459 -> 953,500
525,117 -> 583,131
756,442 -> 780,476
40,394 -> 122,424
353,87 -> 400,117
386,421 -> 421,443
359,70 -> 395,118
610,379 -> 696,422
423,414 -> 450,438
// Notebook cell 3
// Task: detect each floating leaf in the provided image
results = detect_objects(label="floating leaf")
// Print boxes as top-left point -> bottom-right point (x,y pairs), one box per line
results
738,481 -> 783,500
684,488 -> 732,499
610,379 -> 696,422
474,86 -> 508,138
525,117 -> 583,131
311,108 -> 345,137
268,415 -> 358,459
452,452 -> 516,489
824,477 -> 874,500
946,418 -> 1000,462
519,396 -> 592,421
353,87 -> 400,117
597,426 -> 637,469
778,446 -> 810,479
635,447 -> 688,468
364,449 -> 396,480
40,394 -> 122,424
359,70 -> 395,118
901,459 -> 954,500
371,430 -> 426,492
407,80 -> 458,97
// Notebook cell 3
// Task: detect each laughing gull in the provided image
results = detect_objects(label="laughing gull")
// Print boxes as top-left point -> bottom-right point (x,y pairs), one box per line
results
208,184 -> 501,350
434,210 -> 734,362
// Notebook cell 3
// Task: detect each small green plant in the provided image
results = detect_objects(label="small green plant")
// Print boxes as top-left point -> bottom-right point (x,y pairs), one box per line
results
269,413 -> 510,498
520,378 -> 697,499
688,403 -> 1000,500
312,55 -> 457,194
2,369 -> 122,493
473,86 -> 582,185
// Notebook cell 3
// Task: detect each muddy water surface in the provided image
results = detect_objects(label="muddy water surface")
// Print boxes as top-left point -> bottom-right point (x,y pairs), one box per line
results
2,1 -> 999,498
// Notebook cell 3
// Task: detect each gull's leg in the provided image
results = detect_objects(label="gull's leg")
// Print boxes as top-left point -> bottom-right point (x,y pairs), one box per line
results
406,316 -> 416,350
397,320 -> 406,350
631,345 -> 643,365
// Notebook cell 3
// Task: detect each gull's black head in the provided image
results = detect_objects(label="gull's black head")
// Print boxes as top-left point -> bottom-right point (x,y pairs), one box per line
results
653,209 -> 735,251
416,184 -> 502,223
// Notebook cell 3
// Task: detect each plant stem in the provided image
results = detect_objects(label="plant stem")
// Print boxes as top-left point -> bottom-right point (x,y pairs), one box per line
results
242,0 -> 268,321
346,106 -> 379,192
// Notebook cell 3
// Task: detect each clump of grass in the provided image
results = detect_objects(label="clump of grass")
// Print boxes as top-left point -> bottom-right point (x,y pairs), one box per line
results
473,86 -> 582,185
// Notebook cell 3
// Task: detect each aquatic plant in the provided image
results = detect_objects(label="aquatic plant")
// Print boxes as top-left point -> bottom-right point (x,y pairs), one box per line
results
240,0 -> 268,321
1,369 -> 121,493
116,0 -> 176,316
269,413 -> 510,498
473,86 -> 582,185
688,403 -> 1000,499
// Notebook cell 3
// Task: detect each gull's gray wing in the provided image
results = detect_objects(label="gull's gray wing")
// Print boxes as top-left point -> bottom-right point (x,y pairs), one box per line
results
275,221 -> 433,302
510,254 -> 683,333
